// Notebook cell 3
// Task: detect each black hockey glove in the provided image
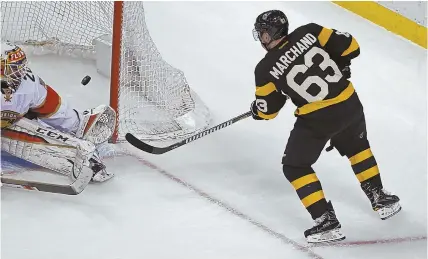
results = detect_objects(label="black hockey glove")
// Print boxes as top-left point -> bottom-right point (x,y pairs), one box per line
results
338,59 -> 351,79
250,100 -> 265,120
341,66 -> 351,79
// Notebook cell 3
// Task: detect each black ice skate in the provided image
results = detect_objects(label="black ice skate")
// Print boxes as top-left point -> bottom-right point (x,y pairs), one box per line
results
362,182 -> 401,220
304,201 -> 345,243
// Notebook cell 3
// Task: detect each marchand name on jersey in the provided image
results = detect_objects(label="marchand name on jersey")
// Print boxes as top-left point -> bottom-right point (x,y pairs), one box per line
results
270,33 -> 317,80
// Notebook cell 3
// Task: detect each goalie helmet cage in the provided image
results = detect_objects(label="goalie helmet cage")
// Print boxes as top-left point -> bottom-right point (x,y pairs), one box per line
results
1,1 -> 211,143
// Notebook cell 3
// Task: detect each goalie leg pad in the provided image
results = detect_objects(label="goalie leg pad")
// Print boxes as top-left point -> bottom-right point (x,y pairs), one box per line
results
2,117 -> 95,180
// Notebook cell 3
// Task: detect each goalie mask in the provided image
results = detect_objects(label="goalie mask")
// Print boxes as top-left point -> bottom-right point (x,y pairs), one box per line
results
1,42 -> 28,94
253,10 -> 289,50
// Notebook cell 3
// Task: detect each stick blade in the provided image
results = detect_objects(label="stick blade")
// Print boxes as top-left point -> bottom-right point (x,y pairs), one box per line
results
125,133 -> 156,153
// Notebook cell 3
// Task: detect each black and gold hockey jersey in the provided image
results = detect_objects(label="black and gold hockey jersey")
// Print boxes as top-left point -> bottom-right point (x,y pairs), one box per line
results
253,23 -> 361,120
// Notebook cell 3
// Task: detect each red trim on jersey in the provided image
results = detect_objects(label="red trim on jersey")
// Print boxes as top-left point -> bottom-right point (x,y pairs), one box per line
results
2,129 -> 48,144
31,85 -> 62,118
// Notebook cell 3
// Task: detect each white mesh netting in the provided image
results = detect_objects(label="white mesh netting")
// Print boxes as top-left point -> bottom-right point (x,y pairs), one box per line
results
1,1 -> 211,141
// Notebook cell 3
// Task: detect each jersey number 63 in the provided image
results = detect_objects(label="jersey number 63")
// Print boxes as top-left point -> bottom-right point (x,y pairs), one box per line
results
286,47 -> 343,102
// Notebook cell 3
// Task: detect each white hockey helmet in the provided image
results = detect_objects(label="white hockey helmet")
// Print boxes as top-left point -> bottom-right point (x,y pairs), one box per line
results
1,42 -> 28,93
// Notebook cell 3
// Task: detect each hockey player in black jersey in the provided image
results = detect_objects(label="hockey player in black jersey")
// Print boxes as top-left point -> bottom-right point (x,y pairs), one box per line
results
250,10 -> 401,243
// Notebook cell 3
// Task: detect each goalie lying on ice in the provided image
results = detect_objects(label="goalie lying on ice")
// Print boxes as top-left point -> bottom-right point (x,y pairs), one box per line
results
1,42 -> 116,183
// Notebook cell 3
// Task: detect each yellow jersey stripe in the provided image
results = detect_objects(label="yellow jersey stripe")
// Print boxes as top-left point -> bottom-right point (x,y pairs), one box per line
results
291,173 -> 319,190
356,165 -> 380,182
295,83 -> 355,116
318,27 -> 333,47
341,37 -> 359,56
256,82 -> 277,97
349,148 -> 373,165
257,110 -> 279,120
302,190 -> 325,208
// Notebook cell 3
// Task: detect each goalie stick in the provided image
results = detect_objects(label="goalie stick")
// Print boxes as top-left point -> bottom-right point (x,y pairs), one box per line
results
1,166 -> 93,195
126,111 -> 252,154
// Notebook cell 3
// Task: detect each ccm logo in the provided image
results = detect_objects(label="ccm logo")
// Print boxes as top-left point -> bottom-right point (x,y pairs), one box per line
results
36,128 -> 69,142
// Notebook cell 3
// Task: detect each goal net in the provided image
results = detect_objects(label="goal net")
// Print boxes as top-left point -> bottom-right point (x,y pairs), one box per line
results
1,1 -> 211,142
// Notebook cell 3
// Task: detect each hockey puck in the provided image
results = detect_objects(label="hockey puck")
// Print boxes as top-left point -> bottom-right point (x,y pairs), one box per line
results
81,75 -> 91,86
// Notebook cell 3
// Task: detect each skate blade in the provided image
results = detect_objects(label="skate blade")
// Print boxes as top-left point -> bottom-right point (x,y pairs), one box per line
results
379,202 -> 402,220
306,228 -> 346,243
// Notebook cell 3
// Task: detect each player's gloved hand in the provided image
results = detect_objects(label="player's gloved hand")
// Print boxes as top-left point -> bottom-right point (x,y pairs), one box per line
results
339,59 -> 351,79
341,66 -> 351,79
250,101 -> 265,120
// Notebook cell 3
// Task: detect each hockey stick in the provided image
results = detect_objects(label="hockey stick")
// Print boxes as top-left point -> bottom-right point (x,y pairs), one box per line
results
126,111 -> 252,154
1,166 -> 93,195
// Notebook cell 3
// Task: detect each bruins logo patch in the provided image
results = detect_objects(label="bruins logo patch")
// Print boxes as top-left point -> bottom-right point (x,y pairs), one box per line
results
1,110 -> 21,129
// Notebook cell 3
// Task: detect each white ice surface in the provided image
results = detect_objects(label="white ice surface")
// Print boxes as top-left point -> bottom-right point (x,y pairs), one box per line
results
1,2 -> 427,259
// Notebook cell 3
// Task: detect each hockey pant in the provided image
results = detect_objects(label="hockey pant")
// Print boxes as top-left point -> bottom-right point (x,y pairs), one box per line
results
282,111 -> 383,219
